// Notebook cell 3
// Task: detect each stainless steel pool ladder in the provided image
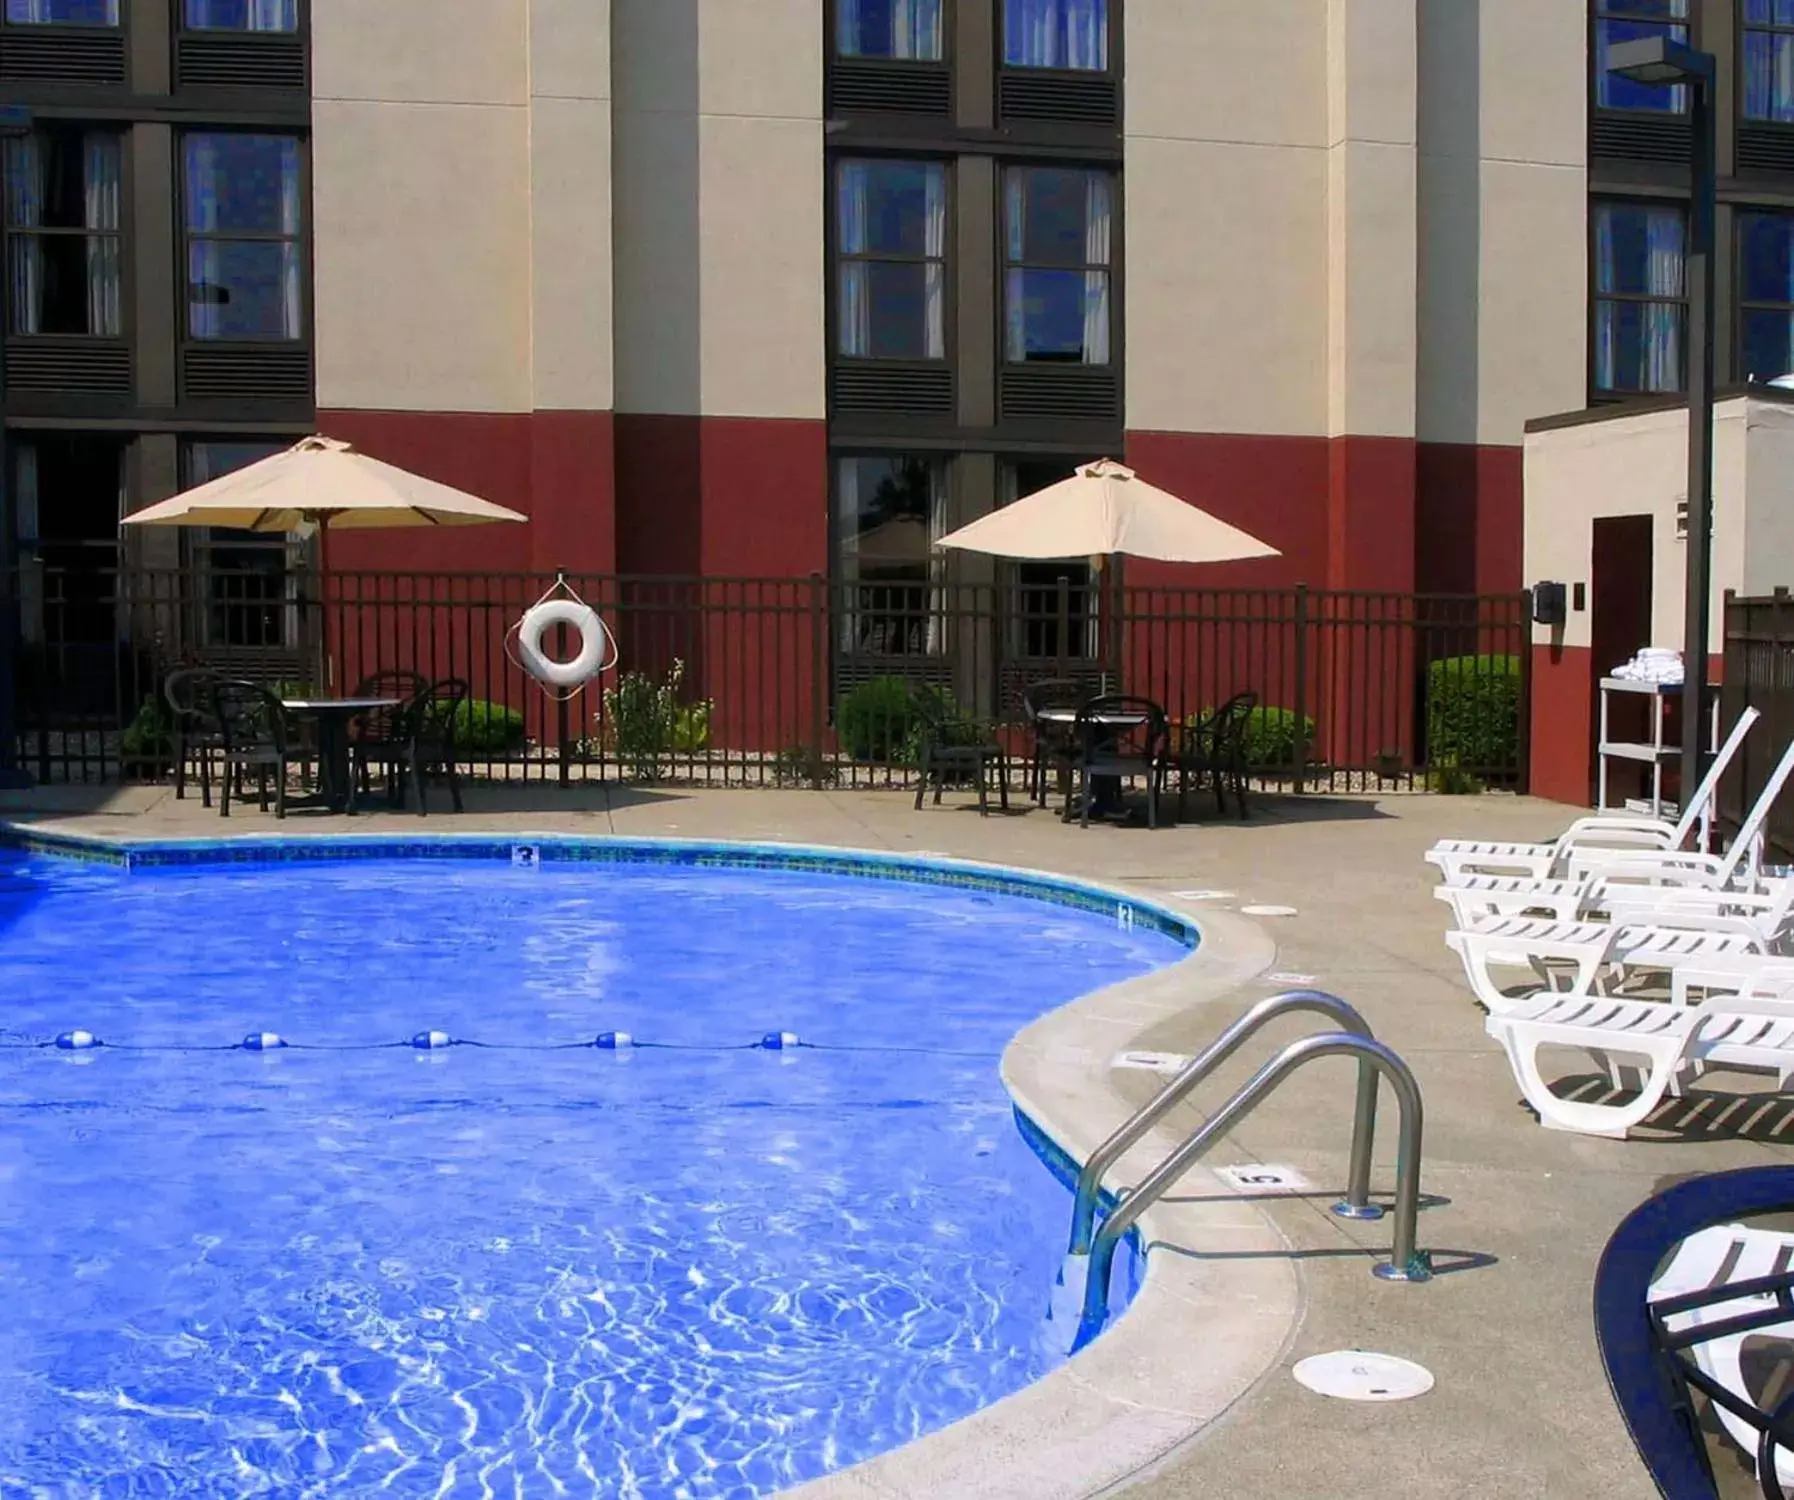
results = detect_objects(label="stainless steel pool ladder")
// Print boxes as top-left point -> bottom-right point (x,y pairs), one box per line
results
1066,989 -> 1431,1344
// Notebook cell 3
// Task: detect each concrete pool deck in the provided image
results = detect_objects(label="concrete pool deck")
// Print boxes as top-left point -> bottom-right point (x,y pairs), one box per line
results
4,778 -> 1785,1498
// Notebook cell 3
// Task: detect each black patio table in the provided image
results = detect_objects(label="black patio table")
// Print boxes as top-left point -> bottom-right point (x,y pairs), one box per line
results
281,697 -> 402,814
1032,705 -> 1150,820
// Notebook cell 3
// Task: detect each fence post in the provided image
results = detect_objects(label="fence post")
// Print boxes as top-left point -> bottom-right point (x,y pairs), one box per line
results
809,571 -> 827,790
1516,589 -> 1533,797
556,568 -> 571,788
1292,583 -> 1309,795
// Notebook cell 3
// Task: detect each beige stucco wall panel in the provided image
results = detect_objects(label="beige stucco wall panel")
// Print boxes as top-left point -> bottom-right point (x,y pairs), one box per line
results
313,100 -> 531,413
698,0 -> 821,119
531,97 -> 613,412
611,103 -> 701,416
1523,402 -> 1751,655
1743,405 -> 1794,598
1125,139 -> 1327,437
1327,139 -> 1417,439
1327,0 -> 1417,147
1126,0 -> 1326,148
530,0 -> 612,101
1477,0 -> 1586,168
697,115 -> 825,420
311,0 -> 526,106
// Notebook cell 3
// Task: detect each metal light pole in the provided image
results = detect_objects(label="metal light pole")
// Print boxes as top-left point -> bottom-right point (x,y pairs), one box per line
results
1608,36 -> 1718,811
0,102 -> 30,789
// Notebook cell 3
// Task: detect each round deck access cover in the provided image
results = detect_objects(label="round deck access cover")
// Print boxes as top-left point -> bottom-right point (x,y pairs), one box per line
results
1292,1350 -> 1434,1402
1240,903 -> 1299,918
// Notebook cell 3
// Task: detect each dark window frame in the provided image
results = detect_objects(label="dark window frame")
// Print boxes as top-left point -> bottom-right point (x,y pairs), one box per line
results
999,455 -> 1099,662
176,126 -> 310,348
827,0 -> 951,64
998,0 -> 1113,75
180,435 -> 303,651
1000,160 -> 1117,369
1589,194 -> 1692,398
0,0 -> 120,28
1742,0 -> 1794,125
830,450 -> 951,661
177,0 -> 302,34
830,153 -> 955,365
1736,205 -> 1794,378
2,122 -> 130,342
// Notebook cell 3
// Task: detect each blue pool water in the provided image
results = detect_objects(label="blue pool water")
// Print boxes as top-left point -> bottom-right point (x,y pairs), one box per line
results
0,848 -> 1185,1498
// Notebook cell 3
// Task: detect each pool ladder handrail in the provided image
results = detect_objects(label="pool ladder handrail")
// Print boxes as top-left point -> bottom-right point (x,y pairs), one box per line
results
1067,990 -> 1431,1344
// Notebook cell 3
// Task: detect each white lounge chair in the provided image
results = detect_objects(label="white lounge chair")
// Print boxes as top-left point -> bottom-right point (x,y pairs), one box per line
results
1447,916 -> 1764,1014
1485,985 -> 1794,1136
1425,708 -> 1760,884
1650,1221 -> 1794,1492
1435,874 -> 1794,947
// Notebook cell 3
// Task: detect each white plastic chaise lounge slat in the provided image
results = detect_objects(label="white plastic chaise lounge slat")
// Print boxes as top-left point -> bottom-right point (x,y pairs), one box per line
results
1424,708 -> 1760,883
1650,1223 -> 1794,1492
1485,989 -> 1794,1136
1445,915 -> 1762,1014
1434,874 -> 1794,945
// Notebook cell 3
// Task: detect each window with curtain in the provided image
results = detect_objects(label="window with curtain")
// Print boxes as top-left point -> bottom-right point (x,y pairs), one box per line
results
3,0 -> 118,23
835,0 -> 941,59
836,160 -> 947,360
3,127 -> 122,337
1740,212 -> 1794,381
1003,460 -> 1095,660
1003,0 -> 1107,70
1593,200 -> 1687,394
836,455 -> 946,656
185,440 -> 295,649
1004,167 -> 1112,365
1593,0 -> 1689,112
184,0 -> 297,30
1746,0 -> 1794,122
183,132 -> 303,342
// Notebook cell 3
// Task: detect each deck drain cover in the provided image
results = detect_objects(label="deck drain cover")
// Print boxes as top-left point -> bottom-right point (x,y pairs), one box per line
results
1172,889 -> 1235,902
1241,904 -> 1299,918
1293,1351 -> 1434,1402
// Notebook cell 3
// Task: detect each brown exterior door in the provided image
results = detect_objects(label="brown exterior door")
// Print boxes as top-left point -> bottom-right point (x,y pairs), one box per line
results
1589,514 -> 1655,801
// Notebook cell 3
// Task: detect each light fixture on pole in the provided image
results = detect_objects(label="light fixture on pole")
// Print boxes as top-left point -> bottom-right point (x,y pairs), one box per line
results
1607,34 -> 1718,813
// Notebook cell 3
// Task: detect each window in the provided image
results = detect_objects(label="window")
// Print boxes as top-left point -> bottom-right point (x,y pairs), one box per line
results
182,133 -> 303,342
835,0 -> 941,59
185,440 -> 296,649
1004,167 -> 1112,365
836,160 -> 947,360
1593,1 -> 1689,112
1003,461 -> 1095,659
1746,0 -> 1794,122
2,0 -> 117,23
1004,0 -> 1107,70
1593,200 -> 1687,394
1740,212 -> 1794,380
3,128 -> 122,337
184,0 -> 297,29
837,455 -> 945,656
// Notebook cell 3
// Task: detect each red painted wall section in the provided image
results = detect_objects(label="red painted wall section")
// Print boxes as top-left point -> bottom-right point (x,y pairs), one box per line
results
697,418 -> 828,580
614,414 -> 702,578
1530,641 -> 1593,807
1416,443 -> 1524,595
1120,430 -> 1330,590
316,410 -> 616,576
1326,436 -> 1416,593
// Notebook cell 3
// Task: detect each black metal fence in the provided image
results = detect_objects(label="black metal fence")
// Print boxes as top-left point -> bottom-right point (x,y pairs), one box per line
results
2,562 -> 1531,795
1721,589 -> 1794,856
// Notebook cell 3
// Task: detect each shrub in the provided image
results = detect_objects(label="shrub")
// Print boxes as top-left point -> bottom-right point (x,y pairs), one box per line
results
601,659 -> 713,779
899,683 -> 984,774
836,676 -> 918,763
120,695 -> 173,763
1426,654 -> 1521,775
451,700 -> 527,755
1192,704 -> 1315,770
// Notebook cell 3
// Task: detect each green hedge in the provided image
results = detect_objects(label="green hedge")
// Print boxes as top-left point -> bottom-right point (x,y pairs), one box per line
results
836,677 -> 918,763
451,700 -> 527,754
1426,654 -> 1521,773
1193,704 -> 1315,770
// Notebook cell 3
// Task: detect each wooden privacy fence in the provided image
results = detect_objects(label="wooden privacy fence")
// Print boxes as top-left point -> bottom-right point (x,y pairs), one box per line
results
1721,589 -> 1794,857
3,563 -> 1531,795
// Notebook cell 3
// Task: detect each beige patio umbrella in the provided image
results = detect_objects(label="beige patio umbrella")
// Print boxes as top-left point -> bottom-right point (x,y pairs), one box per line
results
933,458 -> 1278,565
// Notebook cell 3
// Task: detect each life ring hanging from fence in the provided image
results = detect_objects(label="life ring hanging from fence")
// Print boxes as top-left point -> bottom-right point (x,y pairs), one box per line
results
512,596 -> 619,690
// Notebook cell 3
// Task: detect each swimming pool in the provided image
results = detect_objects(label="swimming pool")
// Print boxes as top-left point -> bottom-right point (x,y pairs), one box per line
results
0,839 -> 1189,1498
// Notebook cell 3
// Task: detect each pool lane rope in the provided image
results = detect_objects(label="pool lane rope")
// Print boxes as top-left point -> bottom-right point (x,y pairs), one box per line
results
17,1029 -> 998,1059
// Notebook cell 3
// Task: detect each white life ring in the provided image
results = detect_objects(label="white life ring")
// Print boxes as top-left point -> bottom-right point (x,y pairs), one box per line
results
515,599 -> 616,688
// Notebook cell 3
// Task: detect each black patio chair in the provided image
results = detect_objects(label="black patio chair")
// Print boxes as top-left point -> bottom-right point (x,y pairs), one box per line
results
1070,694 -> 1171,829
353,677 -> 468,816
1175,691 -> 1259,821
212,679 -> 300,819
1022,677 -> 1090,807
164,667 -> 223,807
912,688 -> 1010,817
349,669 -> 430,804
